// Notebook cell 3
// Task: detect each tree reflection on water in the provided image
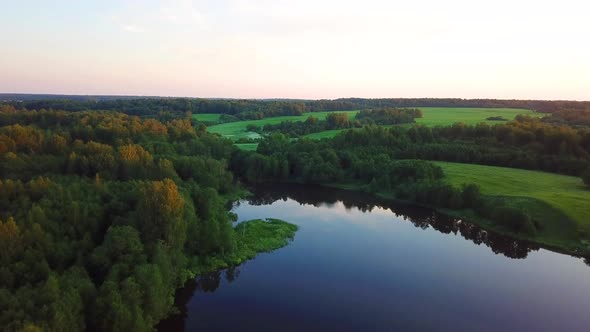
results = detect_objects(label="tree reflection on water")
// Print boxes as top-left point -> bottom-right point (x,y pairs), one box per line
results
245,183 -> 540,260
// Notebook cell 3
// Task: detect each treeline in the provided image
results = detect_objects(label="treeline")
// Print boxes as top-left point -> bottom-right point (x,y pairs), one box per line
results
310,98 -> 590,113
543,109 -> 590,127
4,99 -> 307,120
246,184 -> 540,259
5,97 -> 590,121
231,134 -> 539,236
0,106 -> 246,331
262,108 -> 422,137
261,113 -> 357,137
260,112 -> 590,176
332,116 -> 590,176
355,108 -> 423,125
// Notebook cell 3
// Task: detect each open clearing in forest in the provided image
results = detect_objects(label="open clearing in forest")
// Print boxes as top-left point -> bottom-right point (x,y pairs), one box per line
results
303,107 -> 542,139
203,107 -> 542,150
202,110 -> 360,140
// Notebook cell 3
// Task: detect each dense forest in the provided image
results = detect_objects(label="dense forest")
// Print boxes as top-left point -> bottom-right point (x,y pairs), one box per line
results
0,104 -> 297,331
1,98 -> 590,331
354,108 -> 423,125
331,116 -> 590,176
246,114 -> 590,176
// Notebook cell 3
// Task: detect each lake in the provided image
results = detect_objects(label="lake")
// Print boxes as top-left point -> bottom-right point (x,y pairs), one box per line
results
158,184 -> 590,332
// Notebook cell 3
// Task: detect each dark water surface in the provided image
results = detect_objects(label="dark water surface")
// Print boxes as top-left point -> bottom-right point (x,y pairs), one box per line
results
159,184 -> 590,332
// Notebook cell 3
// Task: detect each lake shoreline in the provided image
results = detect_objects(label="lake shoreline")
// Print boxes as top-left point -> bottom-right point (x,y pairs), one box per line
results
318,182 -> 589,258
158,184 -> 590,331
157,218 -> 298,330
184,217 -> 298,277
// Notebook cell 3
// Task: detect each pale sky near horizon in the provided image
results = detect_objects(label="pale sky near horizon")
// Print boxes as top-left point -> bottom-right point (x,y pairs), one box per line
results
1,0 -> 589,100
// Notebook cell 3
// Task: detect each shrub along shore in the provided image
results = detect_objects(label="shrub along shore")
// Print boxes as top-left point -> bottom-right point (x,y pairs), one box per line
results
324,181 -> 588,257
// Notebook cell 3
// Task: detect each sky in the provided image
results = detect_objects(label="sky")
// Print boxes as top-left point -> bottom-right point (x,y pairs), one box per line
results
1,0 -> 589,100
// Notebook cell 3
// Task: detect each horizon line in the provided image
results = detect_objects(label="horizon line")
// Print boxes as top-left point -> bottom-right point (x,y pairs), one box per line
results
1,92 -> 589,103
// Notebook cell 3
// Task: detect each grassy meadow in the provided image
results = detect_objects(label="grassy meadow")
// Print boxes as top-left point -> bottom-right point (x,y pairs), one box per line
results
416,107 -> 542,126
198,107 -> 541,141
217,107 -> 542,150
193,113 -> 222,123
436,161 -> 590,252
302,107 -> 541,139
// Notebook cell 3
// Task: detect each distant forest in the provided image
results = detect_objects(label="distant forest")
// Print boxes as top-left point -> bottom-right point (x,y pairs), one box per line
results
3,94 -> 590,121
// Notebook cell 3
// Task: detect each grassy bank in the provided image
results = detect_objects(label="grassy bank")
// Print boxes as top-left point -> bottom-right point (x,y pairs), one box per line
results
188,218 -> 298,275
436,162 -> 590,229
434,161 -> 590,255
324,175 -> 590,256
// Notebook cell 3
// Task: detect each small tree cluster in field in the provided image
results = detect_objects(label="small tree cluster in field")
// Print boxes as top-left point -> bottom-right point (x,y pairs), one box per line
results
262,113 -> 358,137
492,207 -> 537,236
355,108 -> 423,125
246,124 -> 260,133
486,116 -> 508,121
262,108 -> 423,138
395,182 -> 482,211
474,200 -> 537,236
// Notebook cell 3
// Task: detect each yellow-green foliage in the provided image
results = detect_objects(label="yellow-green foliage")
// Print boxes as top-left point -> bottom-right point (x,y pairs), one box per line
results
191,218 -> 298,273
233,218 -> 298,257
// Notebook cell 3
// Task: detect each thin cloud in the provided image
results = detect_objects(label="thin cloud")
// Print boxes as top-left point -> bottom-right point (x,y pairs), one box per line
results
106,13 -> 145,33
159,0 -> 206,27
122,24 -> 144,33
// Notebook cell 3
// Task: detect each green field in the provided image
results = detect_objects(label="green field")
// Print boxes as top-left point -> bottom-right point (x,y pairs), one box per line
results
193,113 -> 222,122
203,108 -> 540,141
436,161 -> 590,251
302,107 -> 541,139
302,125 -> 398,139
416,107 -> 541,126
206,111 -> 360,140
204,107 -> 543,156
